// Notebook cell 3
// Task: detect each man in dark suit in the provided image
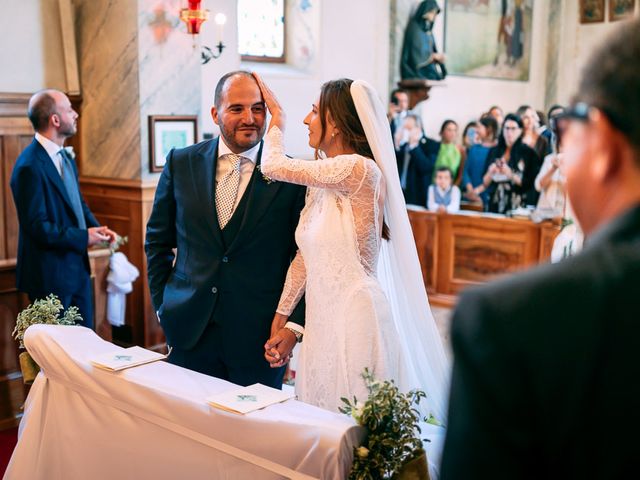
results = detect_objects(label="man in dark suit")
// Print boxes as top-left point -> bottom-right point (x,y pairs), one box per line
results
145,71 -> 305,388
441,18 -> 640,479
388,88 -> 409,140
10,90 -> 117,329
395,113 -> 439,206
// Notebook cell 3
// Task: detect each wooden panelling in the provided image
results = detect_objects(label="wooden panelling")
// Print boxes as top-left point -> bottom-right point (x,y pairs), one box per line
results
0,93 -> 34,261
408,211 -> 561,307
80,177 -> 162,349
0,93 -> 31,118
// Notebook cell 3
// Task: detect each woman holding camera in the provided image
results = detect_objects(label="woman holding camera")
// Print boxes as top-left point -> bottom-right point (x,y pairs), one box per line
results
481,113 -> 539,214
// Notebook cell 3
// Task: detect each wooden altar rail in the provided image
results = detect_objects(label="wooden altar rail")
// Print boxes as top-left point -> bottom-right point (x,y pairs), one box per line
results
408,209 -> 561,307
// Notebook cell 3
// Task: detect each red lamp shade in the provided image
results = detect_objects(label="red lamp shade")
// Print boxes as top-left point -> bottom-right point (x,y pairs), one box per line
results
180,0 -> 209,35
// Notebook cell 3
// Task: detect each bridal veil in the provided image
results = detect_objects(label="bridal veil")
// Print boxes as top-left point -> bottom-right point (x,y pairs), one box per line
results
351,80 -> 450,423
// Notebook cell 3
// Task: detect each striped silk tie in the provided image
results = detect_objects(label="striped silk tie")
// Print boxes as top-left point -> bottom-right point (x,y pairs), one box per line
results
215,154 -> 242,229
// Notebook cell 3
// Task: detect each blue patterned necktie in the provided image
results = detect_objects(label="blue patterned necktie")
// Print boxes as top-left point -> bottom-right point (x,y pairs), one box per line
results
58,149 -> 87,229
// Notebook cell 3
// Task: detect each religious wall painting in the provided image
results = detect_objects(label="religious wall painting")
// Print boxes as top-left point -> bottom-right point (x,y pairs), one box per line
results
444,0 -> 534,82
608,0 -> 636,21
579,0 -> 605,23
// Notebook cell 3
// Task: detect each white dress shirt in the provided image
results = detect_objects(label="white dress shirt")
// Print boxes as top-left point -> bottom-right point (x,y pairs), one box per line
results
427,184 -> 461,213
216,137 -> 261,211
35,132 -> 64,176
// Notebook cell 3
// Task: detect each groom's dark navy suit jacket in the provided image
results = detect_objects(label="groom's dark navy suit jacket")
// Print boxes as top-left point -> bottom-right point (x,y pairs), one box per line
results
145,137 -> 305,383
10,139 -> 99,300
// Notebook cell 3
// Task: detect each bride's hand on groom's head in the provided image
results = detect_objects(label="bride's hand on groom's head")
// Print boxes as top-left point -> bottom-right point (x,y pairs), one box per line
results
252,72 -> 285,133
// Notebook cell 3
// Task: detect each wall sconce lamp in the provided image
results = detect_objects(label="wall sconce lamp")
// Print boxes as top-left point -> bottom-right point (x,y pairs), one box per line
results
180,1 -> 227,64
202,13 -> 227,64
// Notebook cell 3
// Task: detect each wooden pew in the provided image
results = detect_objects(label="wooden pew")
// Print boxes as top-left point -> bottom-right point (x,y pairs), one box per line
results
408,208 -> 561,307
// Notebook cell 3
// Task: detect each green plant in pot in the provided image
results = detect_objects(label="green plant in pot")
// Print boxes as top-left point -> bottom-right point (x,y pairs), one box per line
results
340,368 -> 432,480
12,294 -> 81,384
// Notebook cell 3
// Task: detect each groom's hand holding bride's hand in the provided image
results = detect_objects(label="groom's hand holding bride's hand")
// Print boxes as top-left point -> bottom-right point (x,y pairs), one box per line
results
264,313 -> 296,368
252,72 -> 285,133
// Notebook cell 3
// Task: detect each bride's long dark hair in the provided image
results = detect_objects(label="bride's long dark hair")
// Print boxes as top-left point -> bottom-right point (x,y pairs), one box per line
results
317,78 -> 390,240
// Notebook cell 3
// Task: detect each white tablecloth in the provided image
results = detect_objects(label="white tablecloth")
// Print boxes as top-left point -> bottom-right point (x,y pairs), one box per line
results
4,325 -> 364,480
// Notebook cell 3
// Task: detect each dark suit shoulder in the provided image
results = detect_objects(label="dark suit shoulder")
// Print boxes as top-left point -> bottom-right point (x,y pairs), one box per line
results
11,142 -> 46,182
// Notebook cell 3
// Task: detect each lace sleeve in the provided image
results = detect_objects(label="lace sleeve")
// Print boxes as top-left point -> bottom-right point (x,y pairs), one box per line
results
276,250 -> 306,316
262,126 -> 368,193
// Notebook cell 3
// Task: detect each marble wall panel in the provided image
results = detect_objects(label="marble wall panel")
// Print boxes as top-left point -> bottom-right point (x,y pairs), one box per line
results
73,0 -> 141,179
138,0 -> 201,182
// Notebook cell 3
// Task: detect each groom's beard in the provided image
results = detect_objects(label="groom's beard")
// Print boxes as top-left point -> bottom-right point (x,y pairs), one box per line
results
220,120 -> 265,152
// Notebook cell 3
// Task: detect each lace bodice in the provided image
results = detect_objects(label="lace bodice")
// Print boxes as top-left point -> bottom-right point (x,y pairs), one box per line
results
262,127 -> 385,315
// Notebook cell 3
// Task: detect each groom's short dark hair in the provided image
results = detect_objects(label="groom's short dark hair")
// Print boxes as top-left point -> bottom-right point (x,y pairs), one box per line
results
214,70 -> 255,109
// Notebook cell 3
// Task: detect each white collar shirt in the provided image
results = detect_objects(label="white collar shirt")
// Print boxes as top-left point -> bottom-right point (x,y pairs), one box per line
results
216,137 -> 262,211
35,132 -> 64,176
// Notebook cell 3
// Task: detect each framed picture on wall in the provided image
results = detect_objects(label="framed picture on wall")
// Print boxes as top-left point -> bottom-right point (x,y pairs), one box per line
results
443,0 -> 534,82
149,115 -> 198,173
609,0 -> 636,21
579,0 -> 605,23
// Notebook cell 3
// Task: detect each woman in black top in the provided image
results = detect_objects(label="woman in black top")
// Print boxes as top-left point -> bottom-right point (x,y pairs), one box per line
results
481,113 -> 540,213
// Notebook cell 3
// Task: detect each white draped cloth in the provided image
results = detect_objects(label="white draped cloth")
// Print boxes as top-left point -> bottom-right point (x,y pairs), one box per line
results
5,325 -> 364,480
106,252 -> 139,327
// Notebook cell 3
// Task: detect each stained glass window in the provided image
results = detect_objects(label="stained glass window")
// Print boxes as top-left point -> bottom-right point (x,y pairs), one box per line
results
238,0 -> 286,62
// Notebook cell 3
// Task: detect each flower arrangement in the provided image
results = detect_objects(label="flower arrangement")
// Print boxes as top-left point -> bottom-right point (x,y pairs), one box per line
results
13,294 -> 81,383
13,294 -> 81,348
340,368 -> 431,480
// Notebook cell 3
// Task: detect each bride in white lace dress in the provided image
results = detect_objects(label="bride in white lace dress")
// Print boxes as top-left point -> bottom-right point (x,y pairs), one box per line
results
255,74 -> 449,421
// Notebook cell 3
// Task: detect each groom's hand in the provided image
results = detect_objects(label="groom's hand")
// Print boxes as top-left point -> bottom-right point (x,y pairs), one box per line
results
264,328 -> 296,368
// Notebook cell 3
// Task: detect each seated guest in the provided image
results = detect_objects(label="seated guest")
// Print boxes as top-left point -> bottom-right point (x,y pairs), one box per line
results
481,113 -> 539,213
395,113 -> 439,206
462,115 -> 498,205
428,167 -> 461,213
434,119 -> 465,184
517,105 -> 550,163
441,17 -> 640,478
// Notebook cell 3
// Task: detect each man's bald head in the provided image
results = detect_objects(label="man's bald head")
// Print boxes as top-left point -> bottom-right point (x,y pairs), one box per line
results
213,71 -> 258,109
28,89 -> 62,132
27,89 -> 78,140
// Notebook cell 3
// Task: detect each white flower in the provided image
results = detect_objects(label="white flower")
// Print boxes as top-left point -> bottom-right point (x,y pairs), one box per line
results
351,402 -> 364,423
356,446 -> 369,458
64,146 -> 76,159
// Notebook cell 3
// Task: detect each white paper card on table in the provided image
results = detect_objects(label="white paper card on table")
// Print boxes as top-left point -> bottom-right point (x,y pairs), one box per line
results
90,346 -> 167,371
207,383 -> 295,415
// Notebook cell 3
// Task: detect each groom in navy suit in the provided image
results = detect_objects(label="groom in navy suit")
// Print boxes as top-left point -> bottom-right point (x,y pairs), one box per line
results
145,71 -> 305,388
10,89 -> 117,328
